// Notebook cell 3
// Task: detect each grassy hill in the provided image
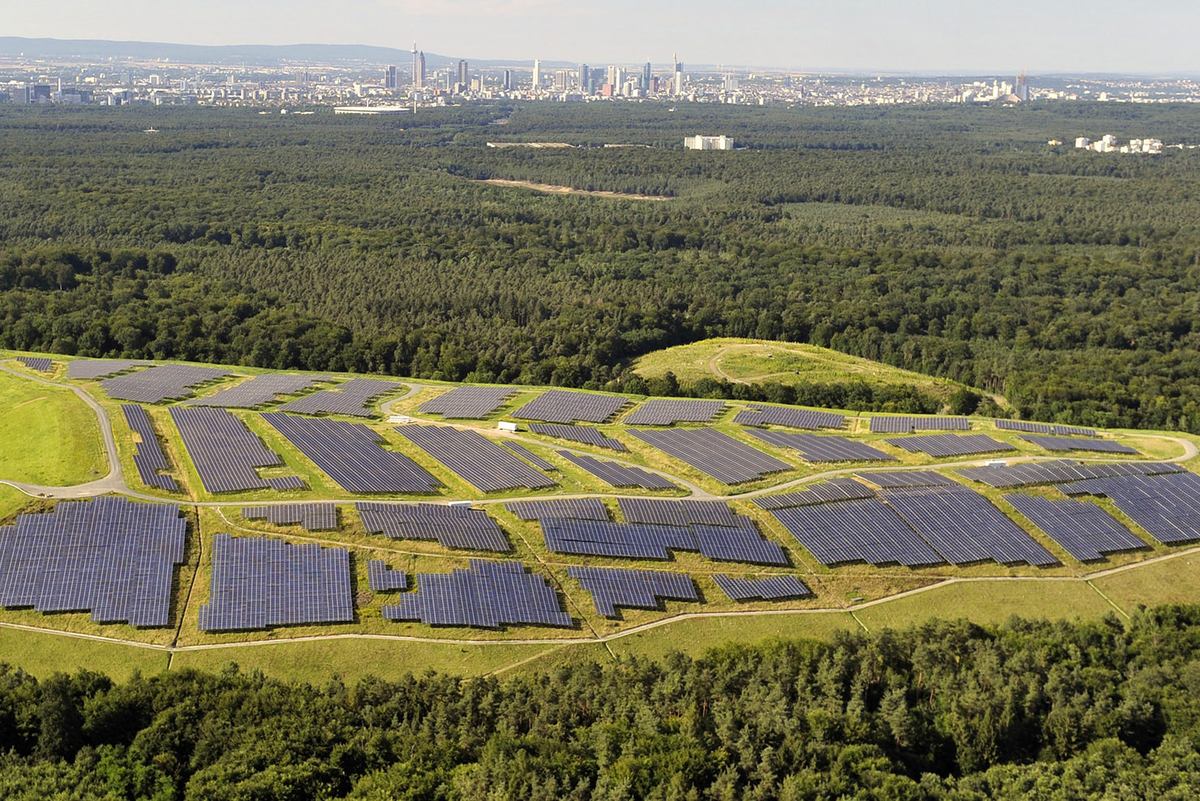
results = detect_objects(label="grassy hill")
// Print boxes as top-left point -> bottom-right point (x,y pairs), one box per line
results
0,365 -> 106,486
633,338 -> 998,410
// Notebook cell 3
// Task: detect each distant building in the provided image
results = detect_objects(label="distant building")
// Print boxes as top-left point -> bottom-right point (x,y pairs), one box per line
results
1075,136 -> 1091,149
685,135 -> 734,150
413,48 -> 426,89
1015,73 -> 1029,102
642,61 -> 652,91
673,54 -> 684,95
554,69 -> 570,91
579,64 -> 589,93
502,69 -> 512,91
385,65 -> 397,90
457,60 -> 469,88
333,105 -> 411,115
533,59 -> 541,89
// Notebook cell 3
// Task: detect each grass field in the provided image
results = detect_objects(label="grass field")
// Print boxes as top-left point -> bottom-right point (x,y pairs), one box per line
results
1092,554 -> 1200,610
0,368 -> 106,485
632,338 -> 988,405
0,626 -> 168,680
0,485 -> 34,522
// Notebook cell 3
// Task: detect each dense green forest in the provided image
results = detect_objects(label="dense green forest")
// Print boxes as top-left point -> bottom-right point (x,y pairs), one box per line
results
2,608 -> 1200,799
1,103 -> 1199,429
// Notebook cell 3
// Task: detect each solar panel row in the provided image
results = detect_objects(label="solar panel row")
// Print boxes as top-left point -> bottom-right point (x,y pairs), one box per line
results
541,516 -> 788,565
1004,495 -> 1146,562
1018,435 -> 1139,455
733,405 -> 845,430
188,374 -> 329,409
1060,473 -> 1200,545
198,534 -> 353,631
17,356 -> 52,371
357,502 -> 511,552
557,451 -> 678,490
122,405 -> 177,491
617,498 -> 739,527
418,386 -> 518,419
395,425 -> 557,492
856,471 -> 956,488
262,413 -> 442,494
771,498 -> 945,567
568,566 -> 698,618
886,434 -> 1016,458
713,574 -> 813,602
101,364 -> 233,403
513,389 -> 629,424
869,416 -> 970,434
264,476 -> 308,491
275,378 -> 402,418
383,560 -> 571,628
996,419 -> 1098,437
744,429 -> 895,463
170,407 -> 290,494
958,459 -> 1183,489
366,560 -> 408,592
528,424 -> 627,452
753,478 -> 876,510
66,359 -> 147,380
242,503 -> 338,531
505,498 -> 611,521
624,399 -> 727,426
629,428 -> 792,485
0,497 -> 186,627
501,441 -> 558,471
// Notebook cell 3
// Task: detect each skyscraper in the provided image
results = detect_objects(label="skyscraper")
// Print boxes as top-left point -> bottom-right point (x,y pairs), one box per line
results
579,64 -> 589,93
643,62 -> 652,91
502,69 -> 512,91
458,59 -> 469,88
533,59 -> 541,89
385,65 -> 397,90
673,54 -> 684,96
416,51 -> 426,89
1015,73 -> 1029,102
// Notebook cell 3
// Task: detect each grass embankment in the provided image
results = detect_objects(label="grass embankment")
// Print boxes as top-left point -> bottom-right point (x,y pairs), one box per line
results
0,367 -> 106,485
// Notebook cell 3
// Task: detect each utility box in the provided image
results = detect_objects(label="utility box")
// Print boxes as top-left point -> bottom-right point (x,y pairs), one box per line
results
498,421 -> 519,432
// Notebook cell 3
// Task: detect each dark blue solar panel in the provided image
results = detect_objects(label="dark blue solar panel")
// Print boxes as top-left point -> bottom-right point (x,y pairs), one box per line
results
744,429 -> 895,462
383,560 -> 571,628
857,471 -> 956,488
1005,495 -> 1146,562
886,434 -> 1016,458
366,560 -> 408,591
528,424 -> 627,452
262,413 -> 441,494
122,405 -> 177,491
198,534 -> 354,631
618,498 -> 739,527
0,497 -> 185,627
542,515 -> 787,565
100,364 -> 233,403
770,497 -> 945,567
713,574 -> 813,602
569,566 -> 699,618
557,451 -> 678,489
395,425 -> 556,492
754,478 -> 876,510
1018,435 -> 1139,454
959,460 -> 1182,489
274,378 -> 402,417
17,356 -> 53,372
505,498 -> 610,521
869,416 -> 970,434
171,407 -> 293,494
242,503 -> 337,531
629,428 -> 792,484
357,503 -> 511,552
1059,473 -> 1200,545
733,406 -> 844,430
501,441 -> 557,471
513,390 -> 629,424
624,399 -> 727,426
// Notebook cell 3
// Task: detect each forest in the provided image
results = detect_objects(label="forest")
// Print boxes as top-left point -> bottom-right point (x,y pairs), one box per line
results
1,102 -> 1199,429
2,607 -> 1200,799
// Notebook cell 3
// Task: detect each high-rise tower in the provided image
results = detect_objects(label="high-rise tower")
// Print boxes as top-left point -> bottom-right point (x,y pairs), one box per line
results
533,58 -> 541,89
673,54 -> 684,96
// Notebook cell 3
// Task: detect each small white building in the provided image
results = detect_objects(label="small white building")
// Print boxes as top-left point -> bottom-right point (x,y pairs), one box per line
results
685,135 -> 734,151
333,105 -> 411,115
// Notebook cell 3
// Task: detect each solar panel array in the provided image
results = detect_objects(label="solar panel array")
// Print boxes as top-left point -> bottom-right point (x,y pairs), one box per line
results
618,498 -> 739,527
17,356 -> 52,371
629,428 -> 792,484
0,497 -> 185,627
170,407 -> 289,494
366,560 -> 408,591
881,487 -> 1059,566
501,441 -> 558,471
66,359 -> 146,380
242,503 -> 337,531
198,534 -> 353,631
886,434 -> 1016,458
771,498 -> 946,567
513,390 -> 629,424
996,419 -> 1098,437
754,478 -> 877,510
122,405 -> 177,491
541,516 -> 788,565
357,502 -> 511,551
713,574 -> 813,602
418,386 -> 517,419
264,476 -> 308,491
383,560 -> 571,628
569,566 -> 698,618
744,429 -> 895,463
188,374 -> 329,409
557,451 -> 678,490
1060,473 -> 1200,545
505,498 -> 610,521
869,416 -> 970,434
262,413 -> 441,493
528,423 -> 626,451
734,405 -> 845,430
395,425 -> 557,492
1018,435 -> 1139,455
101,364 -> 233,403
857,471 -> 956,488
624,399 -> 727,426
275,378 -> 402,417
959,460 -> 1183,489
1004,495 -> 1146,561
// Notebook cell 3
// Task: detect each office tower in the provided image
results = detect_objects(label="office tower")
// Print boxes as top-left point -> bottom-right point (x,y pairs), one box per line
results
458,59 -> 469,87
1015,73 -> 1029,102
579,64 -> 589,92
643,61 -> 651,91
416,51 -> 426,88
502,69 -> 512,91
673,54 -> 684,96
385,65 -> 397,90
533,58 -> 541,89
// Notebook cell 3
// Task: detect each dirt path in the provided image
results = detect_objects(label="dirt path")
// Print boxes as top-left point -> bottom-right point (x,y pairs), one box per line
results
481,179 -> 672,201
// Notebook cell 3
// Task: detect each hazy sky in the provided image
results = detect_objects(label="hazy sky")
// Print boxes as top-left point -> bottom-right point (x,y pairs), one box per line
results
5,0 -> 1198,73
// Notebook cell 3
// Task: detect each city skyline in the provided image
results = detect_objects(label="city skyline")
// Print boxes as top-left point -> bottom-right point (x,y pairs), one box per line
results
3,0 -> 1199,74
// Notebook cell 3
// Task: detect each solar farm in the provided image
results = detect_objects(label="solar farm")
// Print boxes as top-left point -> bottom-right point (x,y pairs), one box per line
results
2,352 -> 1199,658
